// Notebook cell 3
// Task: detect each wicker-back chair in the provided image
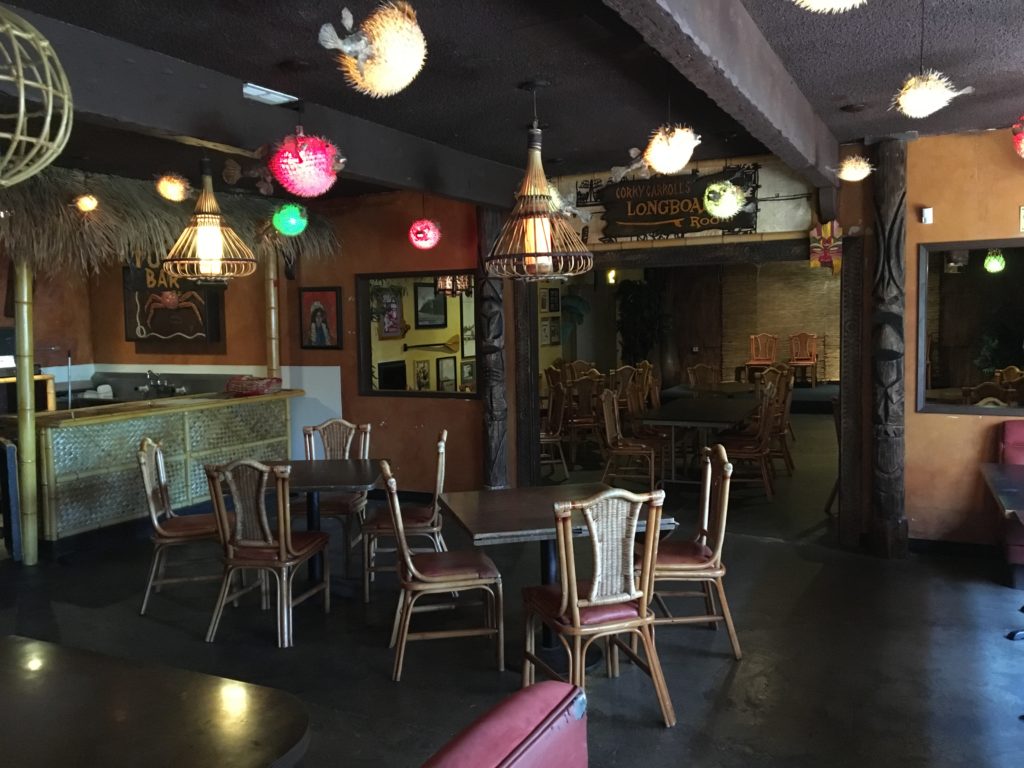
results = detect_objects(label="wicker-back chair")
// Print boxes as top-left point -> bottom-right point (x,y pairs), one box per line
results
361,430 -> 449,603
204,460 -> 330,648
994,365 -> 1024,385
566,369 -> 604,464
961,382 -> 1016,406
769,367 -> 796,474
541,383 -> 570,480
521,487 -> 675,727
137,437 -> 222,616
744,333 -> 778,382
609,365 -> 636,399
565,360 -> 598,383
788,332 -> 818,387
687,363 -> 719,389
718,386 -> 778,500
650,445 -> 741,660
635,360 -> 654,402
303,417 -> 371,526
649,375 -> 662,410
381,460 -> 504,682
599,389 -> 655,489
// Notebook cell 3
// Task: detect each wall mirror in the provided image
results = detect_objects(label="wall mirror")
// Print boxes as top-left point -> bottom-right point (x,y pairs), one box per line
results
917,239 -> 1024,414
356,270 -> 478,398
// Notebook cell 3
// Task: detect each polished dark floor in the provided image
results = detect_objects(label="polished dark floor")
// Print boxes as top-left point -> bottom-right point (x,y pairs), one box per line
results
1,414 -> 1022,767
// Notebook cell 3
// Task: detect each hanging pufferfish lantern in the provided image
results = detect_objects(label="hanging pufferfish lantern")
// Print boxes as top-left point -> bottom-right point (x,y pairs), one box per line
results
268,126 -> 346,198
1012,116 -> 1024,159
319,2 -> 427,98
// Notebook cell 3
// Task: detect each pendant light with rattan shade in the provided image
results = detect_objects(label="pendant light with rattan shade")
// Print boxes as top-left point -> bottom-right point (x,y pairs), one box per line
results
484,124 -> 592,281
162,159 -> 258,281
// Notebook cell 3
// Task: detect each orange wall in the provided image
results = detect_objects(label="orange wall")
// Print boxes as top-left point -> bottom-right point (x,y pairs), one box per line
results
282,191 -> 490,493
905,131 -> 1024,543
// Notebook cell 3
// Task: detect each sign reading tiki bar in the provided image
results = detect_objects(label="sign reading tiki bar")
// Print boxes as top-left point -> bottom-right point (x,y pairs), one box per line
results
598,165 -> 758,240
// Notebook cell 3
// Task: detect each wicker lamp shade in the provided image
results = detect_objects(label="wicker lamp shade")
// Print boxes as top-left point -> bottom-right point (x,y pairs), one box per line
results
435,274 -> 472,297
484,126 -> 592,281
0,7 -> 73,188
162,161 -> 257,281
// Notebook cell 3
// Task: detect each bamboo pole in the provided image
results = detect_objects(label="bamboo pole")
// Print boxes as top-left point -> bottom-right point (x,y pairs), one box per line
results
265,255 -> 281,379
14,259 -> 38,565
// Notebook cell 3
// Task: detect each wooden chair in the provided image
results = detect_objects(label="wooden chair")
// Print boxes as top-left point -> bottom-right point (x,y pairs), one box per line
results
599,389 -> 655,490
768,367 -> 796,475
381,460 -> 504,682
995,366 -> 1024,385
566,369 -> 604,465
961,382 -> 1016,406
302,418 -> 371,563
137,437 -> 222,616
718,386 -> 777,500
744,333 -> 778,383
521,487 -> 676,728
624,380 -> 672,479
635,360 -> 654,406
686,363 -> 719,389
649,445 -> 741,661
361,430 -> 449,603
541,383 -> 570,480
608,365 -> 636,401
565,360 -> 597,383
204,460 -> 330,648
788,332 -> 818,387
648,375 -> 662,410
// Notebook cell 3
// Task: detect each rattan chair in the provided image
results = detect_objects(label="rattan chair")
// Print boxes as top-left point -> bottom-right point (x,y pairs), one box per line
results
961,382 -> 1016,406
609,365 -> 636,402
566,369 -> 604,465
718,386 -> 777,500
361,430 -> 449,603
137,437 -> 222,616
768,367 -> 796,475
788,332 -> 818,387
744,333 -> 778,382
649,445 -> 741,660
521,487 -> 675,728
599,389 -> 655,489
204,460 -> 330,648
994,365 -> 1024,385
381,460 -> 504,682
541,383 -> 570,480
566,360 -> 598,382
302,418 -> 371,565
687,363 -> 719,389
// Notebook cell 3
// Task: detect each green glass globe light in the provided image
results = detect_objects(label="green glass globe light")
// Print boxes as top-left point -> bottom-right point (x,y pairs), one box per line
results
984,249 -> 1006,274
272,203 -> 308,237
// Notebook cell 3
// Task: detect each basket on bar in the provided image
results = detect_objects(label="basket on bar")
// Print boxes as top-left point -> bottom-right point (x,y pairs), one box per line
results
225,375 -> 282,397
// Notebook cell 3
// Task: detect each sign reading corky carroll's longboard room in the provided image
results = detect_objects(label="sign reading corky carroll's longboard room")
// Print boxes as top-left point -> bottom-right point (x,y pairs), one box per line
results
597,166 -> 758,242
122,253 -> 224,342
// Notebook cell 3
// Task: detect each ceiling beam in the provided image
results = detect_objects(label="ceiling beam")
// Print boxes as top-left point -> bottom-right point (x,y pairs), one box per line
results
5,8 -> 522,208
602,0 -> 839,190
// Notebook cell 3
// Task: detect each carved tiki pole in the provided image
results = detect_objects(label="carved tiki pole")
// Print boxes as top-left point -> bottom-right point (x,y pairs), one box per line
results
476,208 -> 509,489
870,140 -> 909,557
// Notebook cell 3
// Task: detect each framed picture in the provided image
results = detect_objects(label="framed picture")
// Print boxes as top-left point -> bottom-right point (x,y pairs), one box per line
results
436,356 -> 457,392
460,359 -> 476,389
299,287 -> 342,350
549,317 -> 561,346
123,264 -> 224,342
377,288 -> 404,340
414,359 -> 431,391
460,291 -> 475,359
540,318 -> 550,345
539,288 -> 549,312
549,288 -> 560,313
415,283 -> 448,329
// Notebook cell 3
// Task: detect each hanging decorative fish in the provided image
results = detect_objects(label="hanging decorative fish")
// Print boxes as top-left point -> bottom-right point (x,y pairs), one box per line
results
548,183 -> 592,224
610,147 -> 653,184
223,156 -> 275,196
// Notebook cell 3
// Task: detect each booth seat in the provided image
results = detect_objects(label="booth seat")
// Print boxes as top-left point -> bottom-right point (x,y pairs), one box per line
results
1000,421 -> 1024,587
421,682 -> 587,768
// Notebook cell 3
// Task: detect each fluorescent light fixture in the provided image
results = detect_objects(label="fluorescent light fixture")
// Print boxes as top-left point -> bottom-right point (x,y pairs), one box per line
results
242,82 -> 299,106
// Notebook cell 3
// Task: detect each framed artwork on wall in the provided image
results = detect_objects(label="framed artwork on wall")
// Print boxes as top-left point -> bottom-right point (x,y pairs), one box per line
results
414,359 -> 431,390
299,287 -> 342,350
436,356 -> 457,392
460,291 -> 475,359
540,319 -> 550,345
415,283 -> 448,328
549,288 -> 560,313
122,264 -> 224,343
460,359 -> 476,389
539,288 -> 549,312
377,287 -> 404,340
549,317 -> 561,346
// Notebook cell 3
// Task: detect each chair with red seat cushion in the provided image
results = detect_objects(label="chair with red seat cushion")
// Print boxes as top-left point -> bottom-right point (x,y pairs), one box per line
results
649,445 -> 742,660
1000,421 -> 1024,582
361,430 -> 449,603
521,487 -> 675,727
204,459 -> 330,648
137,437 -> 222,616
421,682 -> 588,768
381,460 -> 504,682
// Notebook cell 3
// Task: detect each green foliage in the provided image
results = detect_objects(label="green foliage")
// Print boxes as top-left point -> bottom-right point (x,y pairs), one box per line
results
615,279 -> 663,365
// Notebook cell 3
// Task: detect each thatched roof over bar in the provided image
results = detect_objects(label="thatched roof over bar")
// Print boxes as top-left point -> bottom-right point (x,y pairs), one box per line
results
0,166 -> 339,275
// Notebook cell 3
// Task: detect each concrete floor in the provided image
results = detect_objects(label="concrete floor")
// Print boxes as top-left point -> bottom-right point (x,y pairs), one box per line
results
1,414 -> 1022,767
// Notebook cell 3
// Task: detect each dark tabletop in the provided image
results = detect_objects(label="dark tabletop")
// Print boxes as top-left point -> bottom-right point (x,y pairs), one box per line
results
0,635 -> 309,768
267,459 -> 382,492
643,395 -> 758,428
980,463 -> 1024,524
691,382 -> 757,397
440,483 -> 676,546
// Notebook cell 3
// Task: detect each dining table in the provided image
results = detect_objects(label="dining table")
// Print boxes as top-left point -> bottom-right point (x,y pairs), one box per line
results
642,396 -> 759,483
0,635 -> 310,767
267,458 -> 383,582
440,482 -> 676,667
980,462 -> 1024,642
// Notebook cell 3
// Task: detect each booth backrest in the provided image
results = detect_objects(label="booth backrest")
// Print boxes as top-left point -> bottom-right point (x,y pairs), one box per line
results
1000,421 -> 1024,465
421,682 -> 587,768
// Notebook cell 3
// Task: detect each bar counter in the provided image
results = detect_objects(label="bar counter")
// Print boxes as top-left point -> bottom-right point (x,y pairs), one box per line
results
0,390 -> 301,546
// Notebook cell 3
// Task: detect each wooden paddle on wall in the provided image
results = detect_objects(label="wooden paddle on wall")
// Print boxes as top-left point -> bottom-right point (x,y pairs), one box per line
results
402,335 -> 460,353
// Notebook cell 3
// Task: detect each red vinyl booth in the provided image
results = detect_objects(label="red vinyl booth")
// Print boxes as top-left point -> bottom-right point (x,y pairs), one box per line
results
421,682 -> 587,768
1000,421 -> 1024,586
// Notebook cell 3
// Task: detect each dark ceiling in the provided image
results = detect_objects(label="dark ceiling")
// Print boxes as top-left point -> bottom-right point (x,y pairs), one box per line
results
11,0 -> 765,177
741,0 -> 1024,142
